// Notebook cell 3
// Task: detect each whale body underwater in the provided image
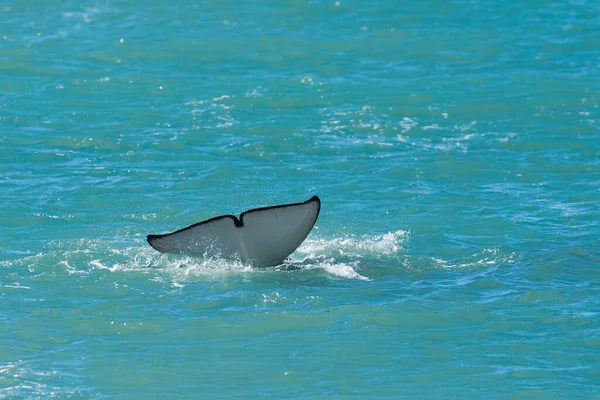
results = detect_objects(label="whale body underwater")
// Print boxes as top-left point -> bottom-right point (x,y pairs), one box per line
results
147,196 -> 321,267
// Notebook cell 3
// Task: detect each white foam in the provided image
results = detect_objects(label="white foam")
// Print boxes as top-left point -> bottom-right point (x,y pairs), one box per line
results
293,230 -> 407,259
279,230 -> 407,280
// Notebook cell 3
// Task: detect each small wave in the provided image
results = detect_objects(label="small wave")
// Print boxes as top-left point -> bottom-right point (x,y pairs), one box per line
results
430,248 -> 517,270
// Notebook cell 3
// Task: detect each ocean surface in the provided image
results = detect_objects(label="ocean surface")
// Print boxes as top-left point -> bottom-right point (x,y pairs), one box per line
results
1,0 -> 599,398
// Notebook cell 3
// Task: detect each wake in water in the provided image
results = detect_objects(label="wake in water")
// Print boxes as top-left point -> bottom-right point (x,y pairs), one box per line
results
3,231 -> 409,283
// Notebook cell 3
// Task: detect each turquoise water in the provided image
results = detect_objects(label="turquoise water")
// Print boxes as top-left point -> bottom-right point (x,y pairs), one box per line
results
2,0 -> 600,397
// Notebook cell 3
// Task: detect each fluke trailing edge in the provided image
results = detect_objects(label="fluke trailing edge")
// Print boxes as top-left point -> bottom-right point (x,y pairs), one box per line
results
147,196 -> 321,267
